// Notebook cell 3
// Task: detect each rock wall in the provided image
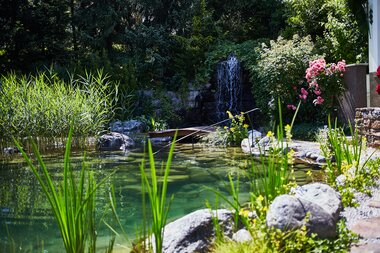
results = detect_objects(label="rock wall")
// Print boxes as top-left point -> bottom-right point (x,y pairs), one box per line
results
356,107 -> 380,147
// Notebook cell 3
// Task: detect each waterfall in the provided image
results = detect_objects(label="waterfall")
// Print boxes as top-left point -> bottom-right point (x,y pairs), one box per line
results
216,54 -> 242,121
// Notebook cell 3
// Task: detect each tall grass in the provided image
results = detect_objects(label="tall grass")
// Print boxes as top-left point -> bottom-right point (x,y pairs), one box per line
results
140,136 -> 176,253
320,116 -> 371,184
13,127 -> 115,253
250,100 -> 300,206
0,69 -> 115,144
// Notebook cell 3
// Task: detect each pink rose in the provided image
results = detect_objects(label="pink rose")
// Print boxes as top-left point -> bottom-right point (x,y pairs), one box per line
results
299,88 -> 308,100
313,96 -> 324,105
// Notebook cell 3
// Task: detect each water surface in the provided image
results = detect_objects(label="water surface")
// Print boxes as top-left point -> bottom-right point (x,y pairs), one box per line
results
0,143 -> 313,252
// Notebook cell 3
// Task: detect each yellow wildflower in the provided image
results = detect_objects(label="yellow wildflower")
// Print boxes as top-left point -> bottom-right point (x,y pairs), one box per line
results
239,208 -> 250,218
266,131 -> 273,137
230,127 -> 235,132
224,126 -> 228,129
243,124 -> 249,128
226,110 -> 233,119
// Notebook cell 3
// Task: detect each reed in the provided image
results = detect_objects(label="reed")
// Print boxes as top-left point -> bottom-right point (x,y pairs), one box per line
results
249,100 -> 300,206
140,136 -> 176,253
0,70 -> 116,144
321,116 -> 371,184
13,126 -> 115,253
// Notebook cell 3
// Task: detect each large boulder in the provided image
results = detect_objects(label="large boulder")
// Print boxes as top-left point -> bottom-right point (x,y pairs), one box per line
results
97,132 -> 134,151
267,183 -> 342,238
156,209 -> 233,253
292,183 -> 342,221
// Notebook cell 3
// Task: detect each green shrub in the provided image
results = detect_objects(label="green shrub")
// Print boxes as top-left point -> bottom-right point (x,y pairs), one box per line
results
0,70 -> 116,141
250,35 -> 320,123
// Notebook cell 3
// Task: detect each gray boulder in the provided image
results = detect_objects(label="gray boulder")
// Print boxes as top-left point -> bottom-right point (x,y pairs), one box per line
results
110,120 -> 144,134
157,209 -> 233,253
97,132 -> 134,151
248,130 -> 262,147
293,183 -> 342,221
267,183 -> 342,238
232,229 -> 252,243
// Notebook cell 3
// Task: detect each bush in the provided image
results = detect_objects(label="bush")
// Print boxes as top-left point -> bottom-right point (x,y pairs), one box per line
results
0,70 -> 116,141
250,35 -> 321,123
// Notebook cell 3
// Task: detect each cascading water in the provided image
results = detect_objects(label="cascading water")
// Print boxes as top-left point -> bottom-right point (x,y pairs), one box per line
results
216,54 -> 242,121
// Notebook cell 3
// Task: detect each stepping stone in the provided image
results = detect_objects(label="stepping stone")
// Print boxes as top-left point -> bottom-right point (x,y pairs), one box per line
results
351,217 -> 380,239
369,200 -> 380,208
351,243 -> 380,253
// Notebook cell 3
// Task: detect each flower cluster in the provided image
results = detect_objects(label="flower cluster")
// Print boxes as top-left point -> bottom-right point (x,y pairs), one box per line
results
287,58 -> 346,110
223,111 -> 249,146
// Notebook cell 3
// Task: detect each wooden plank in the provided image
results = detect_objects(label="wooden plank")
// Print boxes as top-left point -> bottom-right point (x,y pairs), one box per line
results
148,126 -> 215,138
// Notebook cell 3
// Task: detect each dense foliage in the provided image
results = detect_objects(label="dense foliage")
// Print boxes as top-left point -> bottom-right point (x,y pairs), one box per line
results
0,0 -> 368,125
0,71 -> 115,140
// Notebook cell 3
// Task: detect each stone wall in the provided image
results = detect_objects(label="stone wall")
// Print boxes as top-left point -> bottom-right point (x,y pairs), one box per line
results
356,107 -> 380,147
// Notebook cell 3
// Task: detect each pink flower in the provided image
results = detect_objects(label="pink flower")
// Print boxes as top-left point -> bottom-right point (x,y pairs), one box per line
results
309,80 -> 318,88
376,84 -> 380,95
337,60 -> 346,72
299,88 -> 308,100
377,65 -> 380,78
313,96 -> 324,105
287,104 -> 297,110
314,89 -> 321,95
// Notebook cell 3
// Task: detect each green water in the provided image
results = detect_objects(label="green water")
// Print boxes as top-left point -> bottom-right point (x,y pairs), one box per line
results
0,143 -> 314,252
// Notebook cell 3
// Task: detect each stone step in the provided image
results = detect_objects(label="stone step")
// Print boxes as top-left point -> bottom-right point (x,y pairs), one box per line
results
351,243 -> 380,253
351,217 -> 380,239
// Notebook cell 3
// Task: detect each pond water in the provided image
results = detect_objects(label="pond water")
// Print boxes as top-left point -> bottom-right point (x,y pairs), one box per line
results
0,143 -> 314,252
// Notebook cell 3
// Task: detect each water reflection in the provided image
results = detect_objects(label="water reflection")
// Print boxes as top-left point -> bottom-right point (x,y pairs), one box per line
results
0,143 -> 315,252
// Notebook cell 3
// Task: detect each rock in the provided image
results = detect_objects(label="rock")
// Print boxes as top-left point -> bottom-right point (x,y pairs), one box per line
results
97,132 -> 134,151
157,209 -> 233,253
258,136 -> 271,147
335,174 -> 347,187
232,229 -> 252,243
293,183 -> 342,221
110,120 -> 144,134
266,195 -> 306,231
351,217 -> 380,239
309,153 -> 319,160
267,184 -> 342,238
316,156 -> 326,163
3,147 -> 19,155
241,138 -> 251,153
248,130 -> 262,147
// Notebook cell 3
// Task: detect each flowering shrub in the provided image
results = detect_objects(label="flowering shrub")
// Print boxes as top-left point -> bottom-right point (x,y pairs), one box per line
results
287,58 -> 346,117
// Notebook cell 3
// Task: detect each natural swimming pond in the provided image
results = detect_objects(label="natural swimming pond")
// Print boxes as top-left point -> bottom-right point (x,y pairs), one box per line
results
0,143 -> 315,252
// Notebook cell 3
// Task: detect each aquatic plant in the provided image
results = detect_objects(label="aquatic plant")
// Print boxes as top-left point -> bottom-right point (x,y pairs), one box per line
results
0,70 -> 115,144
140,136 -> 176,253
249,100 -> 300,206
13,127 -> 115,253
